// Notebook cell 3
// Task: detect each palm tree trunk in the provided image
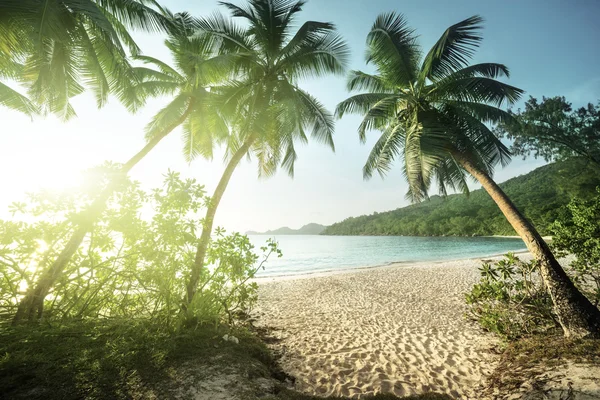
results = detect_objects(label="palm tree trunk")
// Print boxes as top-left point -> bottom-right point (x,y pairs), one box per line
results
453,152 -> 600,338
184,135 -> 257,308
12,100 -> 195,325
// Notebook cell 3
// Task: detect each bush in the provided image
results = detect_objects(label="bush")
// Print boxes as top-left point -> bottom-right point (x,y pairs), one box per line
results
0,168 -> 280,326
550,190 -> 600,306
465,253 -> 558,340
466,189 -> 600,340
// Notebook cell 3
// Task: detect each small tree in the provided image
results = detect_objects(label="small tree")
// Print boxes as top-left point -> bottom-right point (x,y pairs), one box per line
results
496,96 -> 600,167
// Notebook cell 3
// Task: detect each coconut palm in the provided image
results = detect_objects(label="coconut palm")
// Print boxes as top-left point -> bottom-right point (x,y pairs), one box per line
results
13,13 -> 231,323
183,0 -> 349,307
336,13 -> 600,338
0,0 -> 170,119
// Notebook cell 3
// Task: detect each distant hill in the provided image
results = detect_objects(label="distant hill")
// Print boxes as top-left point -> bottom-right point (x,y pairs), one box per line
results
247,223 -> 326,235
322,158 -> 600,237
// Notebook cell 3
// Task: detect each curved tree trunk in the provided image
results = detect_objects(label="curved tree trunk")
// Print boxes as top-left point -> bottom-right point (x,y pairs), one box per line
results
454,152 -> 600,338
185,135 -> 257,308
12,101 -> 195,325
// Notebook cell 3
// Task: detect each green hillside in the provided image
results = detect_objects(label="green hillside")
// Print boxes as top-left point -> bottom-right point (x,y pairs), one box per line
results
323,158 -> 600,237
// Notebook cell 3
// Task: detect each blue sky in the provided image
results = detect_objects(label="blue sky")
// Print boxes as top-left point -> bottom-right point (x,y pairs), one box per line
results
1,0 -> 599,232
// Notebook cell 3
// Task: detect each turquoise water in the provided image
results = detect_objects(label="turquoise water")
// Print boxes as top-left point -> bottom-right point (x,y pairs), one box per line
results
248,235 -> 527,277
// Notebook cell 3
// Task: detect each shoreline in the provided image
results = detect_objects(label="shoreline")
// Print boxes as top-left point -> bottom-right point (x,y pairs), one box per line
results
254,248 -> 531,283
254,255 -> 514,398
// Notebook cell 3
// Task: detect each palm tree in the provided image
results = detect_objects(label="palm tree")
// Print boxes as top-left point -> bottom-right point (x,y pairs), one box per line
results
0,0 -> 170,118
183,0 -> 349,308
0,23 -> 38,117
336,13 -> 600,338
12,13 -> 231,323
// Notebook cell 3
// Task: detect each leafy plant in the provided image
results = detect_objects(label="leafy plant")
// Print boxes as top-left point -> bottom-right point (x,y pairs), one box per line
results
495,96 -> 600,167
0,169 -> 279,326
550,190 -> 600,306
465,253 -> 558,340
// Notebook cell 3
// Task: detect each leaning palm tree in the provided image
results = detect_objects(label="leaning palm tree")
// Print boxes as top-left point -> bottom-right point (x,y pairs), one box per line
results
183,0 -> 349,308
336,13 -> 600,338
0,0 -> 170,118
13,13 -> 231,323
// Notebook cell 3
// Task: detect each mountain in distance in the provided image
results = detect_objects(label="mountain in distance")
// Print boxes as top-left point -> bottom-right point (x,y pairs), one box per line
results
322,158 -> 600,237
246,223 -> 326,235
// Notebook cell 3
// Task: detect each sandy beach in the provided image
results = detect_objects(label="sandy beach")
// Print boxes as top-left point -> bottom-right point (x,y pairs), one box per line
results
254,254 -> 528,399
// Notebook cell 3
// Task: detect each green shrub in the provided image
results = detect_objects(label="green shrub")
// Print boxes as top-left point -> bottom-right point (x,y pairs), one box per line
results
465,253 -> 558,340
550,190 -> 600,306
467,190 -> 600,340
0,168 -> 280,326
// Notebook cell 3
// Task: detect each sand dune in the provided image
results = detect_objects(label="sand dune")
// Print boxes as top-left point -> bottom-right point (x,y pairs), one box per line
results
254,256 -> 523,399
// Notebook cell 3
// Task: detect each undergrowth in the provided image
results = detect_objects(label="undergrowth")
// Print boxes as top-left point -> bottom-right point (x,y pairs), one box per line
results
0,320 -> 452,400
483,335 -> 600,395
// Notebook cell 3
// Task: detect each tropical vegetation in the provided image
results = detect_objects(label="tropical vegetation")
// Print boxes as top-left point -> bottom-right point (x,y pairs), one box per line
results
184,0 -> 349,308
0,0 -> 170,118
1,169 -> 277,324
466,253 -> 556,340
335,13 -> 600,337
551,189 -> 600,306
466,189 -> 600,339
496,96 -> 600,168
11,12 -> 231,324
323,157 -> 600,236
1,0 -> 599,397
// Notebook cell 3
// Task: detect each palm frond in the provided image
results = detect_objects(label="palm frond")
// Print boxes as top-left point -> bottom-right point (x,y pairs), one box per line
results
434,62 -> 510,81
0,82 -> 39,116
135,55 -> 182,80
144,93 -> 191,140
280,141 -> 298,177
280,20 -> 335,56
182,97 -> 229,163
94,0 -> 172,32
294,86 -> 335,150
443,100 -> 517,125
433,77 -> 524,107
433,156 -> 469,196
363,123 -> 404,179
346,70 -> 391,93
196,12 -> 256,55
419,15 -> 483,82
280,32 -> 349,80
335,93 -> 404,118
366,12 -> 420,87
444,103 -> 512,171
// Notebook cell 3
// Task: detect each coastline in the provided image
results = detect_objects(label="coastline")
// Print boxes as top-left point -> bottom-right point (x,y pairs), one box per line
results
254,254 -> 518,398
253,248 -> 531,283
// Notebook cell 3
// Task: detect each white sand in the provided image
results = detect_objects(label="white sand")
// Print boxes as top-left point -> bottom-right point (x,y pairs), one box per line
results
254,254 -> 534,399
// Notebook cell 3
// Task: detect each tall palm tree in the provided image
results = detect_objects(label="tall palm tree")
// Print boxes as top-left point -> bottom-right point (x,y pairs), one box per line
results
0,0 -> 170,118
336,13 -> 600,338
13,13 -> 231,323
183,0 -> 349,308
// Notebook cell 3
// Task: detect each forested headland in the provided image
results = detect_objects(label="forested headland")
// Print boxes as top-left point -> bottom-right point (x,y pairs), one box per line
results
323,158 -> 600,237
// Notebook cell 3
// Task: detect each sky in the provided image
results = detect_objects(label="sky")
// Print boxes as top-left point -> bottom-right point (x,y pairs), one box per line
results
1,0 -> 600,233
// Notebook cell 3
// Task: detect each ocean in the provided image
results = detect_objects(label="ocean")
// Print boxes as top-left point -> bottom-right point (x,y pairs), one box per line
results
248,235 -> 527,277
